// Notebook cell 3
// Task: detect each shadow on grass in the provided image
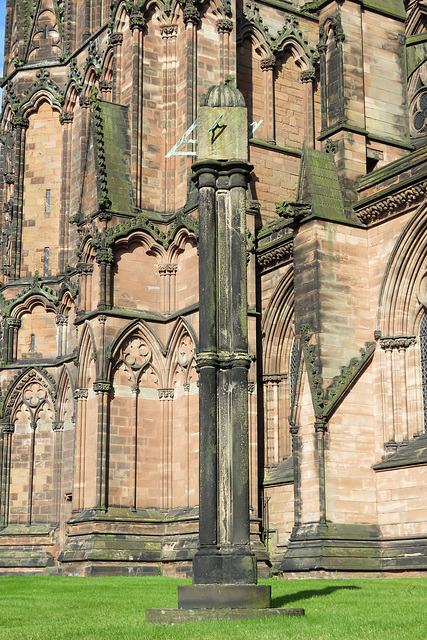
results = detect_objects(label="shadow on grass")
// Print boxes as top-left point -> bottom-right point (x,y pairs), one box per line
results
272,585 -> 361,608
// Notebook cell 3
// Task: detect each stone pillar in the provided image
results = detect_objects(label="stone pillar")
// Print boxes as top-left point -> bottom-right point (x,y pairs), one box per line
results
178,82 -> 270,609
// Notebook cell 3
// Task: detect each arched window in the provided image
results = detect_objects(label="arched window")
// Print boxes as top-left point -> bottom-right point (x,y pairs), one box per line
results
420,314 -> 427,429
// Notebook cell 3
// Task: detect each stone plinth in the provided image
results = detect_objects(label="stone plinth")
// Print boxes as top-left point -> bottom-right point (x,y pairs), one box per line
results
178,584 -> 271,609
146,606 -> 305,626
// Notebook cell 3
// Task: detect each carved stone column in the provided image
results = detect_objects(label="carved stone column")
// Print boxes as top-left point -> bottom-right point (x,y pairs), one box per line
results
73,388 -> 88,512
5,316 -> 21,363
59,111 -> 74,272
380,336 -> 417,446
300,69 -> 316,148
178,82 -> 270,609
110,33 -> 123,103
11,115 -> 29,279
93,379 -> 112,512
217,19 -> 233,82
261,57 -> 276,144
130,12 -> 145,208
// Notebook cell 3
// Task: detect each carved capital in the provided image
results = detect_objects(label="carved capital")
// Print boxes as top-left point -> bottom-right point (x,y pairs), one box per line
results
130,11 -> 146,31
315,420 -> 328,433
79,95 -> 91,108
183,5 -> 200,24
110,33 -> 123,46
52,421 -> 64,432
74,388 -> 88,400
5,317 -> 21,329
77,262 -> 94,275
96,249 -> 114,265
158,263 -> 178,276
93,379 -> 112,394
260,56 -> 276,71
131,384 -> 140,396
13,115 -> 29,130
99,80 -> 113,93
248,381 -> 255,394
161,25 -> 178,38
183,383 -> 190,392
158,388 -> 175,400
55,314 -> 69,326
380,336 -> 417,351
217,18 -> 233,33
300,69 -> 316,83
60,111 -> 74,124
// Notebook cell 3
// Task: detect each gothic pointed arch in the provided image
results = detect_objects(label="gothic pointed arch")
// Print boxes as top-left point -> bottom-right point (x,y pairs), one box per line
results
261,266 -> 294,465
378,201 -> 427,337
166,317 -> 197,388
108,319 -> 165,387
56,364 -> 75,425
2,367 -> 57,427
26,0 -> 63,63
77,321 -> 99,388
262,266 -> 294,374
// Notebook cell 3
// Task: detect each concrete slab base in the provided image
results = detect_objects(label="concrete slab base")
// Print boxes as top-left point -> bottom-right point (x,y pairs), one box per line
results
178,583 -> 271,609
145,607 -> 305,625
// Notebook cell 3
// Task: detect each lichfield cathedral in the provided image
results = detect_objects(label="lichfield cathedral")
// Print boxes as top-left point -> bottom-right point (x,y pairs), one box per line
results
1,0 -> 427,576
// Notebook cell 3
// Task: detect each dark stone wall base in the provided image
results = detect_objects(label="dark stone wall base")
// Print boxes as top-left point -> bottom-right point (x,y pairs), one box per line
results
178,584 -> 271,609
146,606 -> 304,625
281,522 -> 382,572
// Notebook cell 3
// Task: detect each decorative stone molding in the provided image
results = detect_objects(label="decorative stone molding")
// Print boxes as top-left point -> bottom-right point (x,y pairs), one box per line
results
4,173 -> 14,184
325,139 -> 337,154
158,388 -> 175,400
355,180 -> 427,225
262,373 -> 287,383
105,211 -> 198,250
238,3 -> 318,64
257,242 -> 293,272
380,336 -> 417,351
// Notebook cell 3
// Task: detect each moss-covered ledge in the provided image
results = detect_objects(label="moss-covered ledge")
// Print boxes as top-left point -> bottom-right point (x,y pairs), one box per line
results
264,457 -> 294,487
373,433 -> 427,471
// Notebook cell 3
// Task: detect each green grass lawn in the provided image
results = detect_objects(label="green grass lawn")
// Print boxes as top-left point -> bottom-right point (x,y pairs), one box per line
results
0,575 -> 425,639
